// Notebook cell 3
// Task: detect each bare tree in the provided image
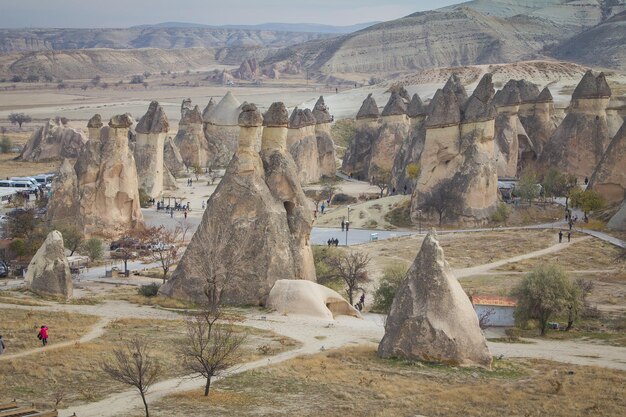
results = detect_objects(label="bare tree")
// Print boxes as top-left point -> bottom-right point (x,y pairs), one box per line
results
417,180 -> 463,226
327,251 -> 371,305
100,337 -> 161,417
9,112 -> 32,128
371,166 -> 392,197
478,308 -> 495,329
144,226 -> 180,283
176,218 -> 192,243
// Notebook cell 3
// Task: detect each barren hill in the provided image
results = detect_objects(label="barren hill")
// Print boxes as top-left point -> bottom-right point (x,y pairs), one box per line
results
552,11 -> 626,70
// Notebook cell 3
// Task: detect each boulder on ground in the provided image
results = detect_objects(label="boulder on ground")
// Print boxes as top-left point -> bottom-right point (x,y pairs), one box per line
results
608,199 -> 626,231
25,230 -> 73,299
267,280 -> 361,320
19,118 -> 87,162
378,232 -> 491,368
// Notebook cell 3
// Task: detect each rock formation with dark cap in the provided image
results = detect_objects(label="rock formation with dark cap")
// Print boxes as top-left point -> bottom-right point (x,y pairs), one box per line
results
288,108 -> 320,183
312,96 -> 333,124
356,94 -> 380,120
381,92 -> 408,117
312,97 -> 337,179
407,94 -> 426,118
378,232 -> 491,368
572,70 -> 612,99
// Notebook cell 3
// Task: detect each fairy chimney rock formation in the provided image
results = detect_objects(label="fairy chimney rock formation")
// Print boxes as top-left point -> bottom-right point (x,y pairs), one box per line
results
159,102 -> 315,305
539,70 -> 612,180
608,199 -> 626,231
381,91 -> 408,117
135,101 -> 169,198
47,114 -> 144,237
163,136 -> 186,177
342,94 -> 382,179
19,118 -> 88,162
174,100 -> 209,168
25,230 -> 73,299
378,232 -> 492,368
311,96 -> 337,179
204,92 -> 243,165
202,98 -> 215,123
407,93 -> 426,119
369,92 -> 410,175
356,93 -> 380,120
288,108 -> 320,184
589,121 -> 626,204
87,114 -> 103,141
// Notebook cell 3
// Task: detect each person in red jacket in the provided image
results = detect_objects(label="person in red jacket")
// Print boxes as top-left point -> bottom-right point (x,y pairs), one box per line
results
38,325 -> 49,346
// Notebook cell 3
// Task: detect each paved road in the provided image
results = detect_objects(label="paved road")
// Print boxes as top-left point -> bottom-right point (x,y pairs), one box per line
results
311,227 -> 412,246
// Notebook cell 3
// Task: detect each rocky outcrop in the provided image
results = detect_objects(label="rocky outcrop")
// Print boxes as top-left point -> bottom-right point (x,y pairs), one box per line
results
589,121 -> 626,204
163,136 -> 186,177
411,74 -> 498,224
607,198 -> 626,231
25,230 -> 73,299
19,118 -> 87,162
370,92 -> 410,176
174,99 -> 209,168
539,70 -> 612,180
159,103 -> 315,305
48,114 -> 144,237
392,93 -> 428,192
233,57 -> 260,80
267,280 -> 361,320
378,232 -> 491,368
312,96 -> 337,179
134,101 -> 169,198
203,92 -> 243,166
287,108 -> 320,184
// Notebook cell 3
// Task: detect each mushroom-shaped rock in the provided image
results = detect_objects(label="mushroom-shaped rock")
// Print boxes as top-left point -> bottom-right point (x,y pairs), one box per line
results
208,91 -> 242,126
109,113 -> 134,129
263,102 -> 289,127
378,232 -> 492,368
239,103 -> 264,127
356,94 -> 380,119
516,80 -> 540,103
87,114 -> 103,129
493,80 -> 522,107
267,280 -> 361,320
536,87 -> 554,103
136,101 -> 169,134
381,92 -> 408,117
181,98 -> 193,114
289,107 -> 317,128
180,105 -> 203,125
202,98 -> 216,123
425,87 -> 461,128
573,70 -> 612,99
25,230 -> 73,299
407,94 -> 426,118
312,96 -> 333,124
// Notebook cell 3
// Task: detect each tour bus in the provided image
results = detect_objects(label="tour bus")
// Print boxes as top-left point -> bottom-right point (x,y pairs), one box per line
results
33,173 -> 55,186
10,177 -> 41,189
0,180 -> 39,194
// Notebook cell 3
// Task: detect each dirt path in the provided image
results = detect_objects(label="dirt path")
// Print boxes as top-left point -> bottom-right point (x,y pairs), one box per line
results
454,236 -> 591,278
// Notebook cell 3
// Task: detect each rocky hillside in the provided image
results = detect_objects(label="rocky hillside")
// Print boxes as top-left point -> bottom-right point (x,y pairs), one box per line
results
552,11 -> 626,70
262,1 -> 626,75
0,27 -> 333,53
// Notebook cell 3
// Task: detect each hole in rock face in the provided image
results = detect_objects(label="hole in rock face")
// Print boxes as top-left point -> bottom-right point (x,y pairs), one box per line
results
284,201 -> 295,216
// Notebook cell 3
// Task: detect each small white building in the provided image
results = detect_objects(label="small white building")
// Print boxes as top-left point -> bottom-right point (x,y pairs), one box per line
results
473,295 -> 517,327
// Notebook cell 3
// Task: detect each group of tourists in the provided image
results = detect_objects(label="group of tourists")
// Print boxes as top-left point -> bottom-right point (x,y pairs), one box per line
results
327,238 -> 340,247
0,325 -> 49,355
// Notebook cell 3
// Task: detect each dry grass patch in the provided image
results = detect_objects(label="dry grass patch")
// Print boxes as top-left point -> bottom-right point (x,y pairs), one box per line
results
149,345 -> 626,417
0,152 -> 61,178
496,237 -> 624,272
0,308 -> 98,354
458,273 -> 523,296
0,316 -> 300,409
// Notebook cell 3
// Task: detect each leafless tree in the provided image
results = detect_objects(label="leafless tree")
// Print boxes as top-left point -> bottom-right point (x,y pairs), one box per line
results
100,337 -> 161,417
327,251 -> 371,305
371,166 -> 392,197
144,225 -> 180,283
478,308 -> 495,329
416,179 -> 463,226
176,218 -> 192,243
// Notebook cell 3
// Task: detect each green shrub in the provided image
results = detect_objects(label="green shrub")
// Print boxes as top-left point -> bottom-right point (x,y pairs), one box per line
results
138,283 -> 160,297
0,137 -> 12,153
138,188 -> 151,208
371,265 -> 407,314
82,237 -> 104,261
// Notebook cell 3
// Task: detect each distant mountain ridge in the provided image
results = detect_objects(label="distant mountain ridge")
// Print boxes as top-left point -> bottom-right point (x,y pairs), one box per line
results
133,21 -> 380,34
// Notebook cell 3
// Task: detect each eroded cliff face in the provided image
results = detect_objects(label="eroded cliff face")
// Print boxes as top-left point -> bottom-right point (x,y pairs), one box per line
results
538,70 -> 612,180
174,99 -> 210,168
288,108 -> 320,184
19,118 -> 87,162
159,103 -> 315,305
203,91 -> 244,166
589,121 -> 626,204
134,101 -> 169,199
48,114 -> 144,238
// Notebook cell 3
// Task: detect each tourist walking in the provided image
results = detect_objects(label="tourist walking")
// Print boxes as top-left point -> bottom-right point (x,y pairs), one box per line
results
0,334 -> 5,354
558,230 -> 563,243
321,203 -> 325,214
341,220 -> 345,231
567,232 -> 571,242
38,325 -> 48,346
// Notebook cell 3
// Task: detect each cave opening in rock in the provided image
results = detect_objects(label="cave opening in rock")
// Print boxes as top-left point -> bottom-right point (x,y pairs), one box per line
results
284,201 -> 295,216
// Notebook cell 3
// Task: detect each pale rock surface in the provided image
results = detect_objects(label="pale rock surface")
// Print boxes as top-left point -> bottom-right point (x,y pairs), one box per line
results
204,92 -> 243,166
174,99 -> 209,168
134,101 -> 169,198
267,279 -> 361,320
163,136 -> 186,177
378,232 -> 492,368
287,108 -> 320,184
25,230 -> 73,299
589,121 -> 626,204
312,97 -> 337,178
19,117 -> 87,162
48,114 -> 144,237
392,93 -> 428,191
539,70 -> 612,179
370,92 -> 410,175
160,103 -> 315,305
608,198 -> 626,231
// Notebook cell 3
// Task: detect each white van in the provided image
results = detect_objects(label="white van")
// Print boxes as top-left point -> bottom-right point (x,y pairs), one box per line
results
0,180 -> 38,194
10,177 -> 40,188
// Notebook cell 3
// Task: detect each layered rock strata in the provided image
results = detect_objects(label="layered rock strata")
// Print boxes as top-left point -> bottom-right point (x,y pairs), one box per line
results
159,103 -> 315,305
378,232 -> 491,368
19,117 -> 87,162
25,230 -> 73,299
